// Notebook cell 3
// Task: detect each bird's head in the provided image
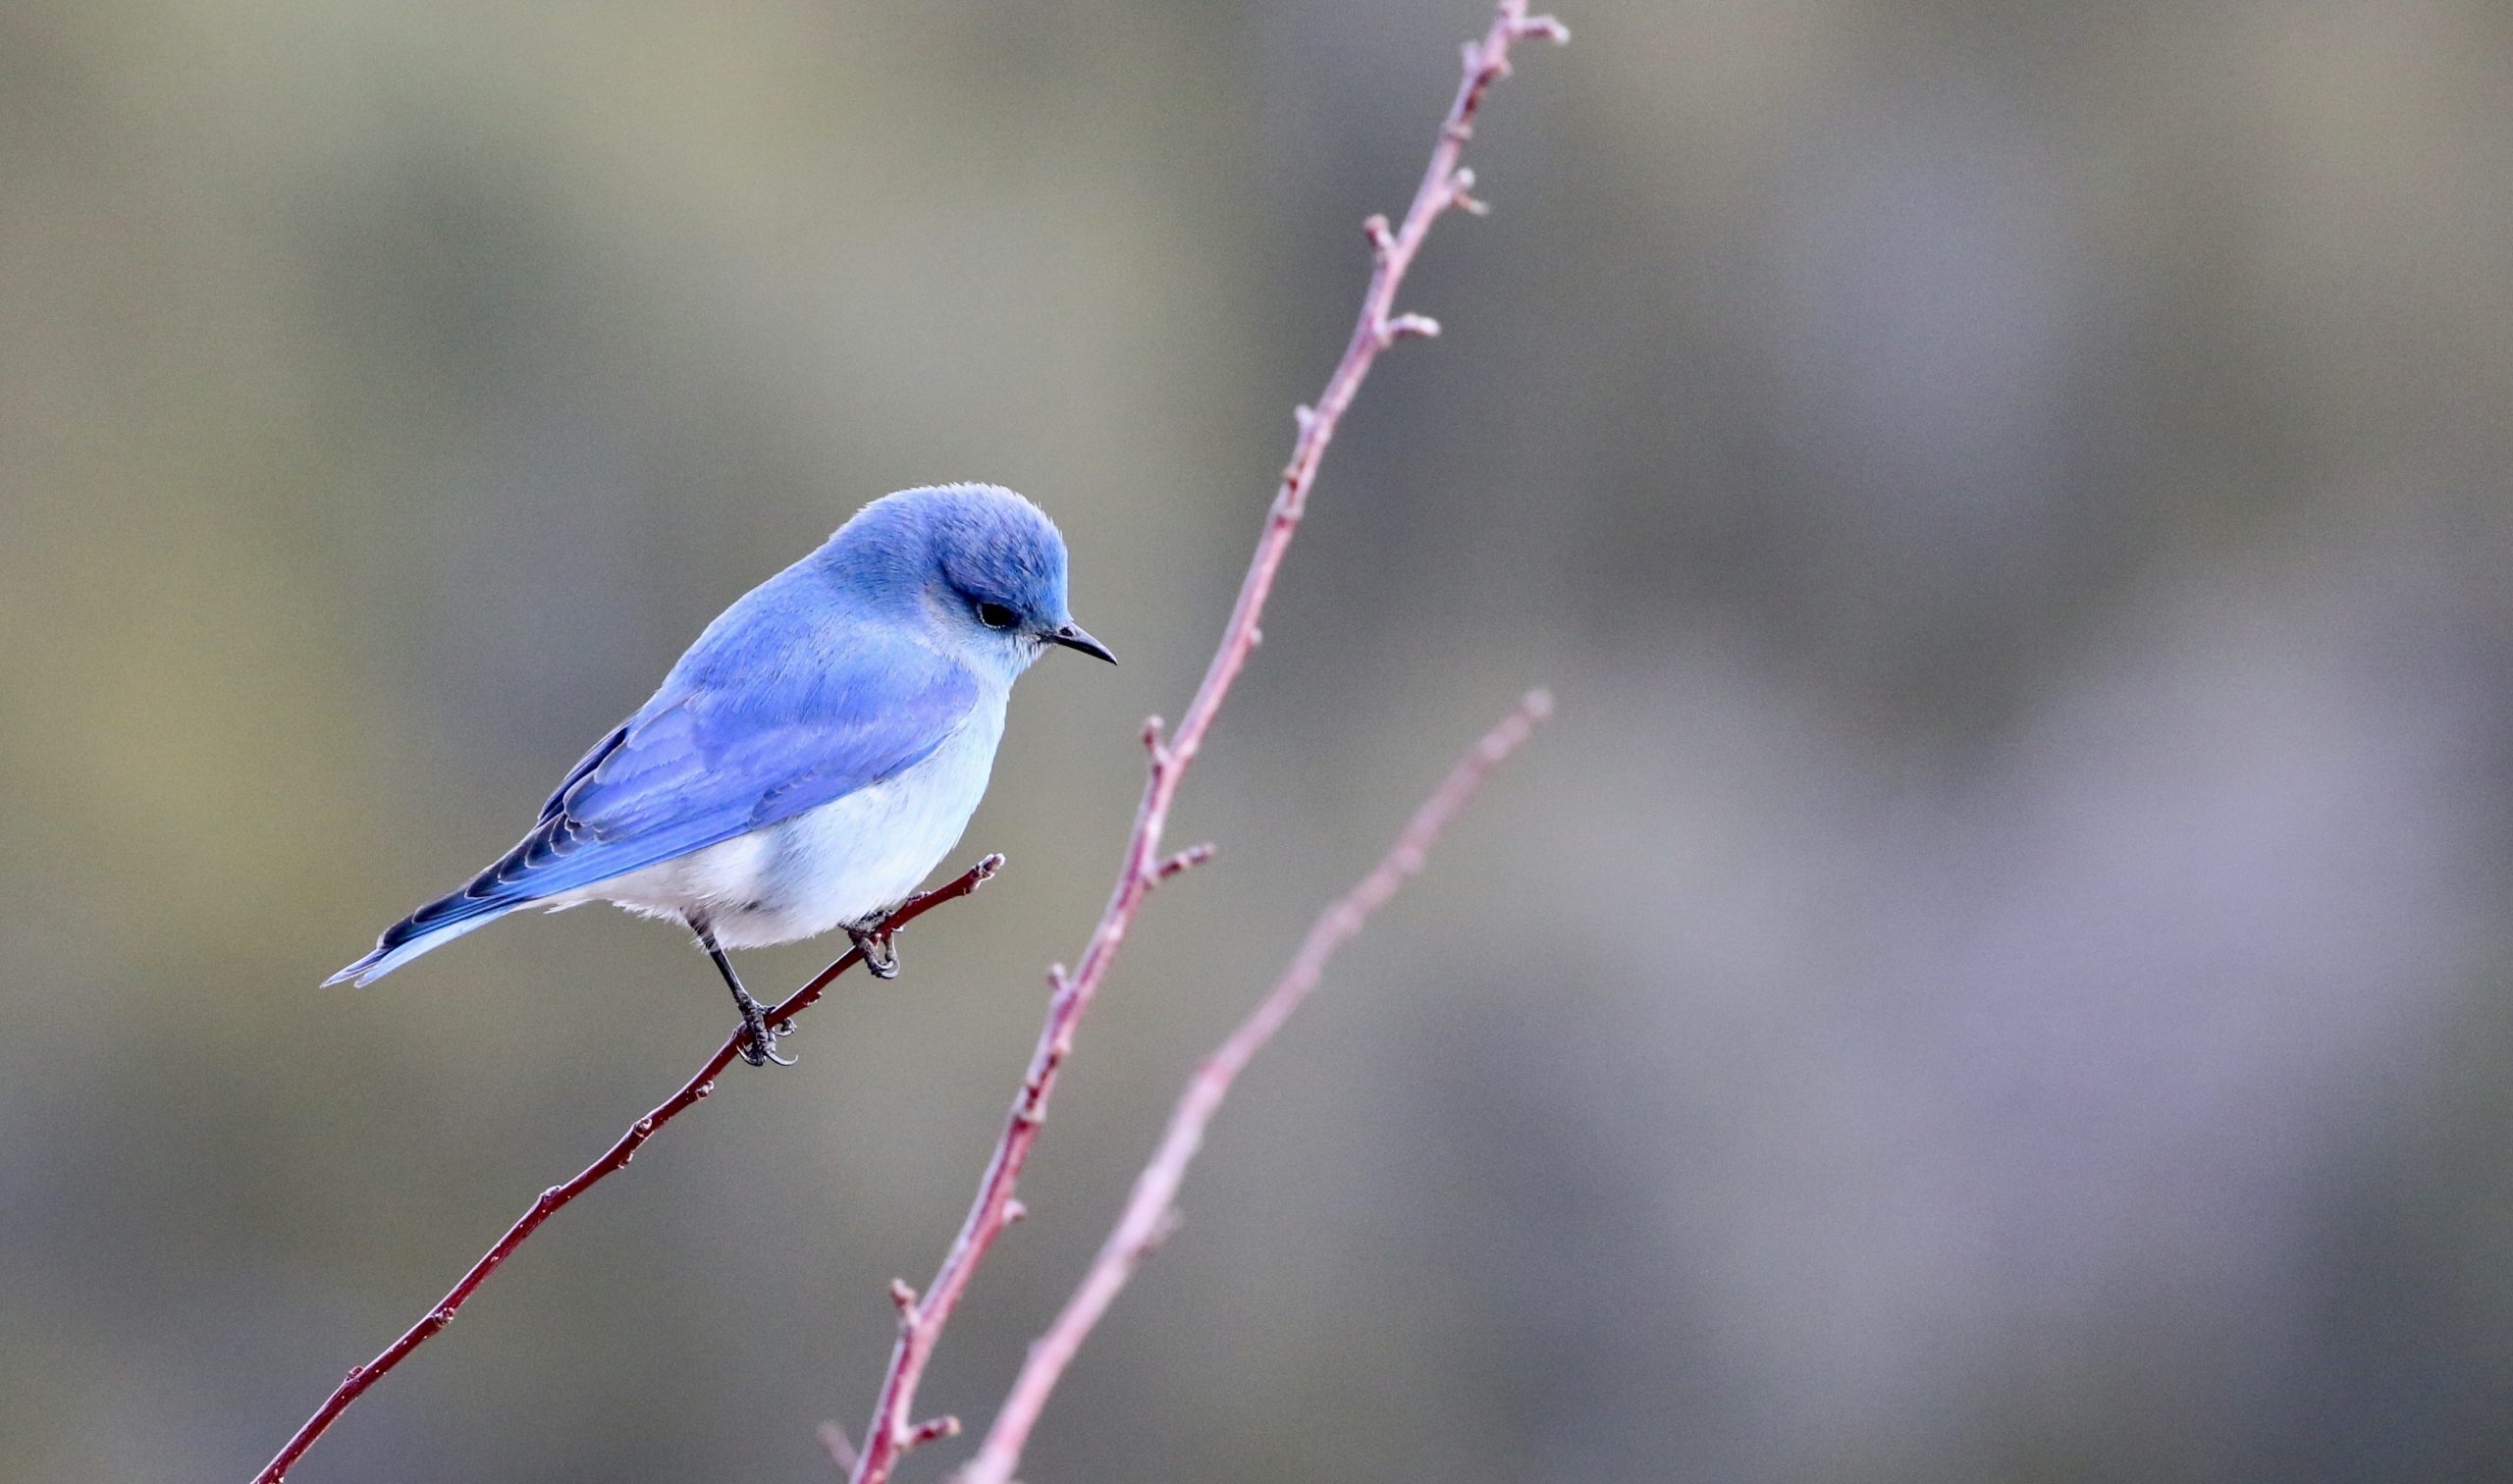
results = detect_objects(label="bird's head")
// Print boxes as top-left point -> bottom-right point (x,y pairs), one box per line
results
826,483 -> 1116,675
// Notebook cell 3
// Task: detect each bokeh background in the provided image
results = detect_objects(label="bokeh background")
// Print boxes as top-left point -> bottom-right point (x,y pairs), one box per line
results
4,1 -> 2510,1479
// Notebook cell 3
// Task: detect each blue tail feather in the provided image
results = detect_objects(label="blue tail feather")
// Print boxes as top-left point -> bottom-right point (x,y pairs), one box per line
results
323,898 -> 517,986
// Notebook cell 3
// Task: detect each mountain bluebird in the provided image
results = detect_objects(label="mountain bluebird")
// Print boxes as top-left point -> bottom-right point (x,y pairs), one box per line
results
327,483 -> 1115,1065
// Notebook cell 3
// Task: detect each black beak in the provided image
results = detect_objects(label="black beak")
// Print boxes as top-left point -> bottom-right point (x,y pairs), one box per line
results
1046,621 -> 1117,664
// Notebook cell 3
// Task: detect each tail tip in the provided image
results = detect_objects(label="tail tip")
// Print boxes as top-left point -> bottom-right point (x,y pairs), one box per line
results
322,899 -> 509,987
321,954 -> 379,988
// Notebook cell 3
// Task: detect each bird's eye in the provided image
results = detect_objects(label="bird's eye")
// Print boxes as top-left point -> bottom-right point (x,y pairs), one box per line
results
976,601 -> 1019,630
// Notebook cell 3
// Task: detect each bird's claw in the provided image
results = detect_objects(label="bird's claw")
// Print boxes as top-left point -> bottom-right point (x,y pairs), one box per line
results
851,926 -> 901,980
736,1000 -> 797,1068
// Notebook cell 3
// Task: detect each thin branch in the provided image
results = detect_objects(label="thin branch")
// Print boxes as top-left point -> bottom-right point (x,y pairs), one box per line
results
844,6 -> 1568,1480
958,693 -> 1551,1484
250,856 -> 1004,1484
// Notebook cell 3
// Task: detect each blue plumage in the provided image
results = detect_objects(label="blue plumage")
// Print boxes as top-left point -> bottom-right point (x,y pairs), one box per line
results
327,484 -> 1113,1063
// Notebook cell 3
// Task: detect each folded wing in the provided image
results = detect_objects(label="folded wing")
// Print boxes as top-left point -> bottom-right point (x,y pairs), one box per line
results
328,624 -> 979,985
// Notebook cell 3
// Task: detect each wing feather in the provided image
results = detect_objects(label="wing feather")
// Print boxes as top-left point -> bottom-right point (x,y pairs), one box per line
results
328,616 -> 979,984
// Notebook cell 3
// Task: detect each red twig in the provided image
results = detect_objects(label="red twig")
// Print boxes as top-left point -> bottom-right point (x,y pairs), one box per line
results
844,7 -> 1567,1480
958,693 -> 1550,1484
250,856 -> 1004,1484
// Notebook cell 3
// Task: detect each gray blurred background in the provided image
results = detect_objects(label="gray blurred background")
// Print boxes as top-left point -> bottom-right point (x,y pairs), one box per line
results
4,1 -> 2509,1480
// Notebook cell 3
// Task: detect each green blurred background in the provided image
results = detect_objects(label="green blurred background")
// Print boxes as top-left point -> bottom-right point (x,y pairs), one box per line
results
5,1 -> 2510,1479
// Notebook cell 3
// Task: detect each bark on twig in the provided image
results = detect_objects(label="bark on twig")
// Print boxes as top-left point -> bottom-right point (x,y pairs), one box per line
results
843,6 -> 1567,1479
956,694 -> 1551,1484
250,858 -> 1003,1484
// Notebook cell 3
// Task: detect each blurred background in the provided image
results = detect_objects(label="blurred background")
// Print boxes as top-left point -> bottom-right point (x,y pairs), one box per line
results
4,1 -> 2509,1479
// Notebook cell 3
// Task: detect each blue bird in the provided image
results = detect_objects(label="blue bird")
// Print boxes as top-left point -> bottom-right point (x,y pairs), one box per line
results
328,483 -> 1115,1065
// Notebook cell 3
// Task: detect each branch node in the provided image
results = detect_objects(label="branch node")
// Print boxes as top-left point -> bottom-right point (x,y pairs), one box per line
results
904,1414 -> 961,1451
1005,1197 -> 1030,1225
1384,312 -> 1442,344
889,1278 -> 920,1317
1363,212 -> 1396,257
1156,842 -> 1218,881
1294,403 -> 1317,435
1516,13 -> 1572,43
1451,168 -> 1490,215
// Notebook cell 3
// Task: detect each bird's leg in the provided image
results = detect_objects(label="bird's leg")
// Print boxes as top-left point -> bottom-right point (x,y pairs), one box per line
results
696,925 -> 794,1068
849,920 -> 901,980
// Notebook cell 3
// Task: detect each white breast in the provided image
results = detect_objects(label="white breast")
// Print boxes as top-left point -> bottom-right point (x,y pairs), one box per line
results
562,693 -> 1010,949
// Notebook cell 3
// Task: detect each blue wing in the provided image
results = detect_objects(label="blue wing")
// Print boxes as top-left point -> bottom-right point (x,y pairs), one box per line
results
329,610 -> 979,985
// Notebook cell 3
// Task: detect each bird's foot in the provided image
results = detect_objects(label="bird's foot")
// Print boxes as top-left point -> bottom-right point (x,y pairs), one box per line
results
850,925 -> 901,980
735,995 -> 797,1068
